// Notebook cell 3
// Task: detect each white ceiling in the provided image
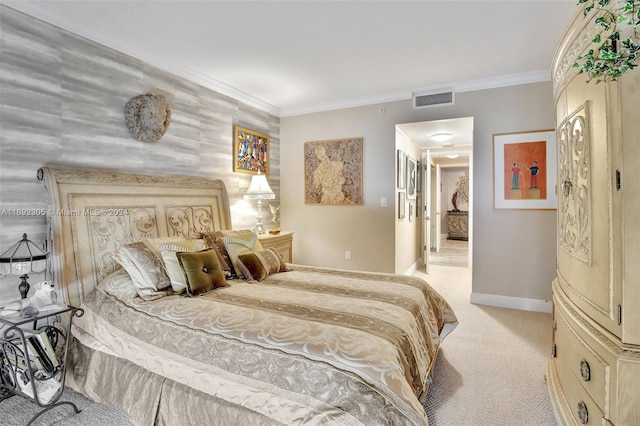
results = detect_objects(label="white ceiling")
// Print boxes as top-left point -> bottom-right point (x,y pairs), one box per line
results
3,1 -> 577,166
3,0 -> 578,119
398,116 -> 473,149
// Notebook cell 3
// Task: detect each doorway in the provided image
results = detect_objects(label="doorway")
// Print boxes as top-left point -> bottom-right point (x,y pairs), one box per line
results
429,164 -> 470,267
396,117 -> 473,272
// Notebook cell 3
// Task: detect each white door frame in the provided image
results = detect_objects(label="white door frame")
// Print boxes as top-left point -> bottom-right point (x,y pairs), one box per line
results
422,151 -> 432,272
434,163 -> 442,253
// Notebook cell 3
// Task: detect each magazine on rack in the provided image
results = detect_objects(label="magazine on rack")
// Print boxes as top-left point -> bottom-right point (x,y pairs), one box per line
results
21,329 -> 59,373
15,369 -> 62,404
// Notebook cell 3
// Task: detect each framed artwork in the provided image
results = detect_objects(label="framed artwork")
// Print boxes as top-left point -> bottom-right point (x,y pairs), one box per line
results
416,160 -> 422,193
304,137 -> 363,205
398,191 -> 406,219
397,150 -> 407,189
493,129 -> 557,209
408,202 -> 413,222
407,156 -> 417,200
233,125 -> 270,175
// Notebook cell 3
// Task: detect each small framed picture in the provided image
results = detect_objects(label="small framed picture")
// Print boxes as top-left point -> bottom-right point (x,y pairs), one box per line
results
493,129 -> 557,209
407,156 -> 417,200
398,191 -> 406,219
397,150 -> 407,189
233,125 -> 269,175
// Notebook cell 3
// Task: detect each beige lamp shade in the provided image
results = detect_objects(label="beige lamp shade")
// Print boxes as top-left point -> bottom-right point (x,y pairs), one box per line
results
244,172 -> 275,200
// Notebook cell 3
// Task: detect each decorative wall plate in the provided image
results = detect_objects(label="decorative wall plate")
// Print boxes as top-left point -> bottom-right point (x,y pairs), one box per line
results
124,93 -> 171,142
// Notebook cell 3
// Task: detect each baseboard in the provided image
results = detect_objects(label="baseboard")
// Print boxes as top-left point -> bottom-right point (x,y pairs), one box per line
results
470,292 -> 552,313
404,259 -> 423,276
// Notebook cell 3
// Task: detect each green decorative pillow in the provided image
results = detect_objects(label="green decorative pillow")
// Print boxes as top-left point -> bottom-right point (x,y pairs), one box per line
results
176,249 -> 228,296
237,248 -> 288,282
159,240 -> 207,294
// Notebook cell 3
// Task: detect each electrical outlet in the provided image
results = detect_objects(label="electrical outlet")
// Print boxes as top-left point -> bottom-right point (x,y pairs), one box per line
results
345,251 -> 351,260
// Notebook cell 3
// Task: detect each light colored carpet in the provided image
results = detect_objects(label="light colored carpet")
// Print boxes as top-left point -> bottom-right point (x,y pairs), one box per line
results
430,239 -> 469,267
0,386 -> 131,425
417,264 -> 557,426
0,263 -> 556,426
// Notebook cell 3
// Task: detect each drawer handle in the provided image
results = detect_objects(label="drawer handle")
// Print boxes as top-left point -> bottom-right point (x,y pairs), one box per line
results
580,359 -> 591,382
577,401 -> 589,424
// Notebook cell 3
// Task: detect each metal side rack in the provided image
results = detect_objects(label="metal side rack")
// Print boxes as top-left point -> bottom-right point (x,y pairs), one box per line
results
0,305 -> 84,425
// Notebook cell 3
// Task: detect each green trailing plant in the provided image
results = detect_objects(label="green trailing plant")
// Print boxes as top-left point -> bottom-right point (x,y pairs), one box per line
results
573,0 -> 640,82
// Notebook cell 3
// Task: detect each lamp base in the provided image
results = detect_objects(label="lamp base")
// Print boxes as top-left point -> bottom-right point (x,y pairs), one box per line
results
18,274 -> 30,299
254,199 -> 266,234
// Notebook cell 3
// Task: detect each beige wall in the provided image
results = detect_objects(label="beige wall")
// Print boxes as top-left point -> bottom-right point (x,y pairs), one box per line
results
395,129 -> 423,273
281,82 -> 557,304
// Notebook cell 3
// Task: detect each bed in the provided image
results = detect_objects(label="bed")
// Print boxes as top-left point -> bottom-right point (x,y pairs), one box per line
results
38,166 -> 457,426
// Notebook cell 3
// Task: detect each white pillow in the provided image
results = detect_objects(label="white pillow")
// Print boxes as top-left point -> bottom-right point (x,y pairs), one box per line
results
112,241 -> 172,301
97,269 -> 139,302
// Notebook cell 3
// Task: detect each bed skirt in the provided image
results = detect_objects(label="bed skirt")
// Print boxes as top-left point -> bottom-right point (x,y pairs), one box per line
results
66,330 -> 285,426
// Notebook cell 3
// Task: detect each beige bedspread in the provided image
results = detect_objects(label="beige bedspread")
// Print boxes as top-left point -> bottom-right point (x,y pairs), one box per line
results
69,265 -> 457,426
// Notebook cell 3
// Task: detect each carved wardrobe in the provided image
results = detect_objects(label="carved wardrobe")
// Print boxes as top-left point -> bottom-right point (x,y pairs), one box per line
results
547,3 -> 640,425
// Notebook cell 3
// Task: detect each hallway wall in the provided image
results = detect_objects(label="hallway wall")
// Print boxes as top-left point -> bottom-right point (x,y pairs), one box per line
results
281,82 -> 557,307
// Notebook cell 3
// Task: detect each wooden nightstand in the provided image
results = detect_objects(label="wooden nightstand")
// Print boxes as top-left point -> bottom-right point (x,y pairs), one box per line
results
257,231 -> 293,263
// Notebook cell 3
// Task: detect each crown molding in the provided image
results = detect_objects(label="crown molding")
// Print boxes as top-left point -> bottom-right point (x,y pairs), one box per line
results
281,70 -> 551,117
280,90 -> 412,117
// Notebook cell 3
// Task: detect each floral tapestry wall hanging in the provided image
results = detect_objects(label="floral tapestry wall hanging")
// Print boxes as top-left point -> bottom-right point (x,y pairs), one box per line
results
304,137 -> 363,205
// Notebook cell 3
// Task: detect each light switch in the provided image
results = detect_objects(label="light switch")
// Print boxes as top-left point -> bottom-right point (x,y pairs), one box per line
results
380,197 -> 387,207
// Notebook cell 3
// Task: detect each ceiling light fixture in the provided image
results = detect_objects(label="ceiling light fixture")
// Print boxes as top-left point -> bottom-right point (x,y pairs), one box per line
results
430,133 -> 453,143
446,155 -> 460,159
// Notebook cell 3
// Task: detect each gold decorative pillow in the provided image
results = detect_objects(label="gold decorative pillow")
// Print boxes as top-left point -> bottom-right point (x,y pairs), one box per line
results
199,231 -> 233,278
176,249 -> 228,296
112,237 -> 206,300
237,248 -> 288,282
159,240 -> 207,294
221,230 -> 264,276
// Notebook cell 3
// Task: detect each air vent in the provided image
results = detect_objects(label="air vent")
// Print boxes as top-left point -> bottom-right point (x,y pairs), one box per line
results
413,90 -> 455,109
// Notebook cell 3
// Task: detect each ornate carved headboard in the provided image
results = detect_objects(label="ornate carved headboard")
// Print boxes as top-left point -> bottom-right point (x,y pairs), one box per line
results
38,167 -> 232,306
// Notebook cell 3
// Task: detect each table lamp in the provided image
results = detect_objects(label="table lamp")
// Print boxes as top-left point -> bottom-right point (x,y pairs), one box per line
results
244,171 -> 275,234
0,233 -> 48,299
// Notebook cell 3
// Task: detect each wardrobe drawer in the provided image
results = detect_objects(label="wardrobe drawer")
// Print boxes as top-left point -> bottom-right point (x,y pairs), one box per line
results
558,368 -> 605,426
555,309 -> 610,415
